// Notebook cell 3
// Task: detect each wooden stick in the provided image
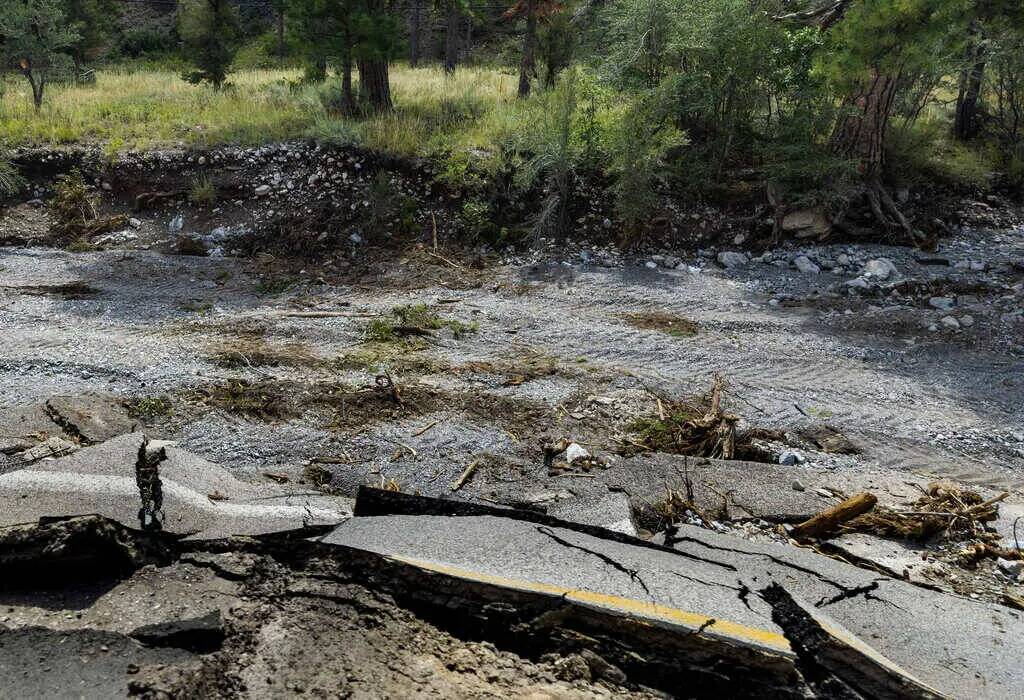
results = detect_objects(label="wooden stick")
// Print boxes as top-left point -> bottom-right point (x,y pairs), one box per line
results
278,311 -> 376,318
451,460 -> 480,491
427,251 -> 463,269
790,492 -> 878,539
410,420 -> 439,437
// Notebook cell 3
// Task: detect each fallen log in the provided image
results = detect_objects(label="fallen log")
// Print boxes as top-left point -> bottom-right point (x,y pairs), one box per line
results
790,492 -> 877,539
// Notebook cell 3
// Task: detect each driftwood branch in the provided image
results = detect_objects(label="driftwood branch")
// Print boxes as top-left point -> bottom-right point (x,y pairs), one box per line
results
790,492 -> 878,539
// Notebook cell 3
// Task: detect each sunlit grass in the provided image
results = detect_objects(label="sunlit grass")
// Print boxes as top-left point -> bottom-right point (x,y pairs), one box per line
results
0,64 -> 524,156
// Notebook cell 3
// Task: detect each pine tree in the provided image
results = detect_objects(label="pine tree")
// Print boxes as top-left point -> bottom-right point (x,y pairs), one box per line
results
0,0 -> 78,110
178,0 -> 241,89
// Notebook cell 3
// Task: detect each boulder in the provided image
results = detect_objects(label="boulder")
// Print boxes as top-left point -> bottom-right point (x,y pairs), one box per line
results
717,251 -> 749,269
781,208 -> 831,238
861,258 -> 898,281
793,256 -> 820,274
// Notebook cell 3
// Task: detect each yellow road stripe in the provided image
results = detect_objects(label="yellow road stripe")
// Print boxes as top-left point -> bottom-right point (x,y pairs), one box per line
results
389,554 -> 793,655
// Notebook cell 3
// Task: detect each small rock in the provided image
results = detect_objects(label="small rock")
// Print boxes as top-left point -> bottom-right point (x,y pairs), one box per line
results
717,251 -> 749,269
168,214 -> 184,233
791,479 -> 806,492
128,217 -> 142,229
645,261 -> 658,269
940,316 -> 960,330
959,315 -> 974,327
997,558 -> 1024,577
778,450 -> 806,466
929,297 -> 955,310
254,184 -> 271,196
794,256 -> 820,274
565,443 -> 589,464
862,258 -> 898,280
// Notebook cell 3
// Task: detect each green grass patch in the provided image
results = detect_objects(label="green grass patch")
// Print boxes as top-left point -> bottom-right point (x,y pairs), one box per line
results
124,395 -> 174,420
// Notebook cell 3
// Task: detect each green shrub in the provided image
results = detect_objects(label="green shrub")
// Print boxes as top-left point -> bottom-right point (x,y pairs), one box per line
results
0,158 -> 22,197
189,174 -> 217,206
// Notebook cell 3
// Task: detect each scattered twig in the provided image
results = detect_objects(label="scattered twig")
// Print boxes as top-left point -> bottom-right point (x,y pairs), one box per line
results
382,437 -> 418,458
278,311 -> 377,318
451,459 -> 480,491
410,420 -> 439,437
427,251 -> 464,270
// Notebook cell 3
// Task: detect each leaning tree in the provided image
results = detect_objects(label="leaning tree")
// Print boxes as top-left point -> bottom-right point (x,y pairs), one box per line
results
776,0 -> 991,241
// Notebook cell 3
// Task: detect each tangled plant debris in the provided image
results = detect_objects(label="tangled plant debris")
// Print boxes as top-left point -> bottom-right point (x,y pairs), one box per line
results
624,376 -> 777,462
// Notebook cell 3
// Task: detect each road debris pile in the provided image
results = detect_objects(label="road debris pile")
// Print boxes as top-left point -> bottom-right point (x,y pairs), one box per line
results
1,424 -> 1022,698
624,376 -> 782,463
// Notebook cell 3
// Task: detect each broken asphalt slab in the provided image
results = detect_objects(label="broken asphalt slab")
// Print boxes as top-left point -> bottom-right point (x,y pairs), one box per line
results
329,488 -> 1024,699
44,393 -> 139,444
0,433 -> 351,538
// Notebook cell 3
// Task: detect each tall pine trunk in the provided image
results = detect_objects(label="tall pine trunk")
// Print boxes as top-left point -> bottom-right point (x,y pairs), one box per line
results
954,28 -> 986,141
357,0 -> 392,112
518,0 -> 537,98
444,1 -> 460,74
341,44 -> 355,115
359,58 -> 392,112
831,70 -> 898,180
831,69 -> 911,236
277,10 -> 285,61
409,0 -> 423,67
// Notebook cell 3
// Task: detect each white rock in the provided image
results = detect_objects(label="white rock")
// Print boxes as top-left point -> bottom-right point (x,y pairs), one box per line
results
645,261 -> 658,269
128,217 -> 142,229
941,315 -> 960,329
168,214 -> 184,233
565,443 -> 589,464
929,297 -> 955,310
254,184 -> 271,196
959,315 -> 974,327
